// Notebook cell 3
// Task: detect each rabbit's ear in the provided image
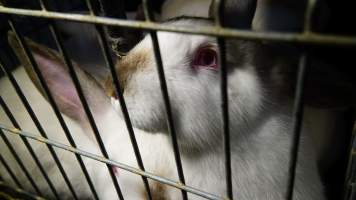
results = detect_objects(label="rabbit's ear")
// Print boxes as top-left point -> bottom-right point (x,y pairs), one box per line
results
209,0 -> 257,29
8,32 -> 110,123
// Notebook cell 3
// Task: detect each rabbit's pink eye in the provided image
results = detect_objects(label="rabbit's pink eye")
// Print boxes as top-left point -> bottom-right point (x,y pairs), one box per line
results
192,47 -> 217,70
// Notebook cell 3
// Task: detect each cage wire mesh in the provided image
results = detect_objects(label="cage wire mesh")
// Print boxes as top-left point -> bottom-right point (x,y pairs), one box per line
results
0,0 -> 355,199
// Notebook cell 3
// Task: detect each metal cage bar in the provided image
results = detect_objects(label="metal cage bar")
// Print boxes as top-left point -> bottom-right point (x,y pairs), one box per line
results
0,96 -> 60,199
26,4 -> 125,198
0,153 -> 23,189
0,6 -> 355,46
0,123 -> 224,200
0,180 -> 46,200
213,0 -> 233,199
7,15 -> 100,199
0,56 -> 79,199
85,0 -> 153,199
141,1 -> 188,199
0,1 -> 355,200
344,130 -> 356,200
285,53 -> 309,199
48,20 -> 125,200
0,128 -> 42,195
285,0 -> 318,198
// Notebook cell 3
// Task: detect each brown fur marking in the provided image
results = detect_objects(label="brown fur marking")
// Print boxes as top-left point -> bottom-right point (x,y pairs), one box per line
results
141,181 -> 168,200
105,48 -> 151,98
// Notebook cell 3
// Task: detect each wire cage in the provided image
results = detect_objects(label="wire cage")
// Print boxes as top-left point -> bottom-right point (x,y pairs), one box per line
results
0,0 -> 355,200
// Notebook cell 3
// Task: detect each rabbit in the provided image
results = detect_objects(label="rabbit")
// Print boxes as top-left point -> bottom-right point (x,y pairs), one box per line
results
105,1 -> 326,200
0,34 -> 182,199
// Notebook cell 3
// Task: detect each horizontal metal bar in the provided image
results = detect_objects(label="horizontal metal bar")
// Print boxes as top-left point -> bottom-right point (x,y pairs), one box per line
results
217,37 -> 233,200
0,123 -> 223,200
46,19 -> 124,200
142,1 -> 188,199
8,15 -> 98,198
0,53 -> 79,200
0,96 -> 60,199
0,128 -> 42,195
0,6 -> 356,46
213,0 -> 233,199
85,0 -> 153,198
149,30 -> 188,200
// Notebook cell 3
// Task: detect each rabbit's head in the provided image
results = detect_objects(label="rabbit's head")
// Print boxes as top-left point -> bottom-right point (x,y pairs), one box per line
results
105,0 -> 299,153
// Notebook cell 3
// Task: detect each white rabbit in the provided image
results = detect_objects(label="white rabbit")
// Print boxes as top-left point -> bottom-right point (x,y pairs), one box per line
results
107,8 -> 326,200
0,35 -> 182,199
1,1 -> 326,200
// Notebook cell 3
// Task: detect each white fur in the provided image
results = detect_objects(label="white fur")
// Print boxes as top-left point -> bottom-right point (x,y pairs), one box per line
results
116,19 -> 325,199
0,67 -> 178,199
0,4 -> 325,200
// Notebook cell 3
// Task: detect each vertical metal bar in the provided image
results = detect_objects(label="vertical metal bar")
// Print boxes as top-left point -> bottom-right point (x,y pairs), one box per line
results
86,1 -> 153,199
303,0 -> 317,33
285,53 -> 308,200
0,51 -> 79,200
349,183 -> 355,200
48,23 -> 124,200
217,38 -> 232,200
141,1 -> 188,199
0,96 -> 60,199
0,153 -> 23,189
14,1 -> 101,199
213,0 -> 233,199
286,0 -> 317,198
0,129 -> 42,195
343,117 -> 356,200
34,3 -> 124,198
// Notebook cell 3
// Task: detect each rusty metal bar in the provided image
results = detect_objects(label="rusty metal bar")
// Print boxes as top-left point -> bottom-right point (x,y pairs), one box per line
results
141,0 -> 188,199
0,123 -> 224,200
0,6 -> 355,46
